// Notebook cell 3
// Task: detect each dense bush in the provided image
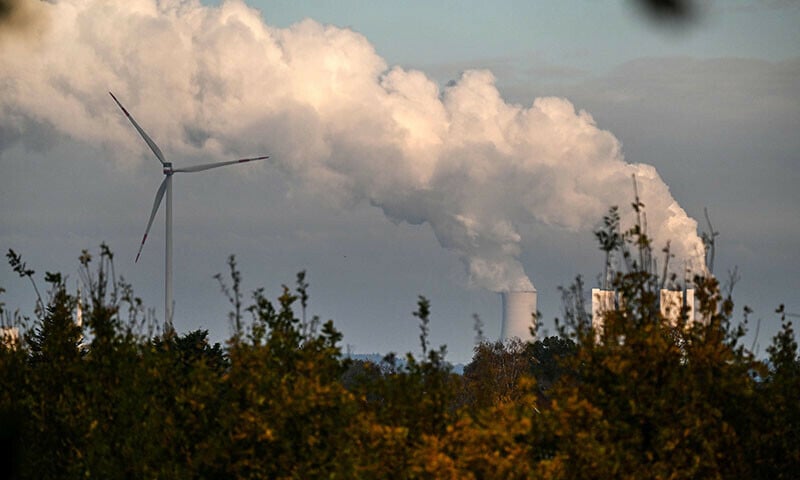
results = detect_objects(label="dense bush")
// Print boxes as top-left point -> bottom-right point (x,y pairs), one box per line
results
1,201 -> 798,478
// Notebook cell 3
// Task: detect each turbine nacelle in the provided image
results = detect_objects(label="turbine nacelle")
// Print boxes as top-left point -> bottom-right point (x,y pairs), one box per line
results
163,162 -> 173,175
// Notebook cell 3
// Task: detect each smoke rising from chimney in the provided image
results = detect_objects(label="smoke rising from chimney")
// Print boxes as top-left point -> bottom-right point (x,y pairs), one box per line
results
0,0 -> 705,291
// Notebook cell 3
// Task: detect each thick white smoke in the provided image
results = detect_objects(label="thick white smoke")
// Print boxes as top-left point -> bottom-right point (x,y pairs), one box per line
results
0,0 -> 705,291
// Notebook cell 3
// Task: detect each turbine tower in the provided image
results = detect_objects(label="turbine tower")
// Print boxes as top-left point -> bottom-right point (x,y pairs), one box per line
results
110,92 -> 268,329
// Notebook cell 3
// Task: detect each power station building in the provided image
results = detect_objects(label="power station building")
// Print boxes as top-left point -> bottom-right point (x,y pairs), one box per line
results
1,326 -> 19,350
591,287 -> 697,337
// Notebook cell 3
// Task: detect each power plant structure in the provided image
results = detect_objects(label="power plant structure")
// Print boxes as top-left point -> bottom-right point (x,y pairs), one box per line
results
500,290 -> 537,342
591,288 -> 617,338
659,288 -> 695,326
0,326 -> 19,349
591,287 -> 696,337
0,287 -> 83,352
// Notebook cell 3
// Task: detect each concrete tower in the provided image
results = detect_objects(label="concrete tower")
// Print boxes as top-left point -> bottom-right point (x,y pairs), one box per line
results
500,290 -> 537,342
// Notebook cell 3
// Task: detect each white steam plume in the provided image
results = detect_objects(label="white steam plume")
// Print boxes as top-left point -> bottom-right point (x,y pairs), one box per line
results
0,0 -> 705,292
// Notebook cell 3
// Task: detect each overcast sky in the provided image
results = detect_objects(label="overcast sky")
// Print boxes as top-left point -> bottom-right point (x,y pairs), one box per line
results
1,0 -> 798,363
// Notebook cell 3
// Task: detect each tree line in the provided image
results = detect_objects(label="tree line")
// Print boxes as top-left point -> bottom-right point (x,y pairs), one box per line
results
1,204 -> 798,479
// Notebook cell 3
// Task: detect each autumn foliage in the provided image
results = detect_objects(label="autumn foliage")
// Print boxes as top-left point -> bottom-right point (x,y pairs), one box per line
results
1,205 -> 798,479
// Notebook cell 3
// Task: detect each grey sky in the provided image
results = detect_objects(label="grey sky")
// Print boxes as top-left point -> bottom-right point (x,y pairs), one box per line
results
1,0 -> 798,363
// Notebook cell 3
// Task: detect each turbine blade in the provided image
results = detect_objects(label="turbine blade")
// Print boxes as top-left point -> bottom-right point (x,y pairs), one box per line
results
135,177 -> 169,263
109,92 -> 166,165
172,155 -> 269,173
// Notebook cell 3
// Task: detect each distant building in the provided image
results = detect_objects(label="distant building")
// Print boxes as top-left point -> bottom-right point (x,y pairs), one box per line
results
591,288 -> 696,340
1,327 -> 20,350
591,288 -> 616,340
659,288 -> 695,326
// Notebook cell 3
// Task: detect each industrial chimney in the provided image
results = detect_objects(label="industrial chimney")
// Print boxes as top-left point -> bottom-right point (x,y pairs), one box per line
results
500,290 -> 537,342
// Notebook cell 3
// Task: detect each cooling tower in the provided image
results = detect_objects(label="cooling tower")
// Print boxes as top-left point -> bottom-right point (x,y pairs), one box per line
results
500,290 -> 537,342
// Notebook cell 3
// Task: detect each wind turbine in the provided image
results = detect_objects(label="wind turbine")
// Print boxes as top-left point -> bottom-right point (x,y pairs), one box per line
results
110,92 -> 269,329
